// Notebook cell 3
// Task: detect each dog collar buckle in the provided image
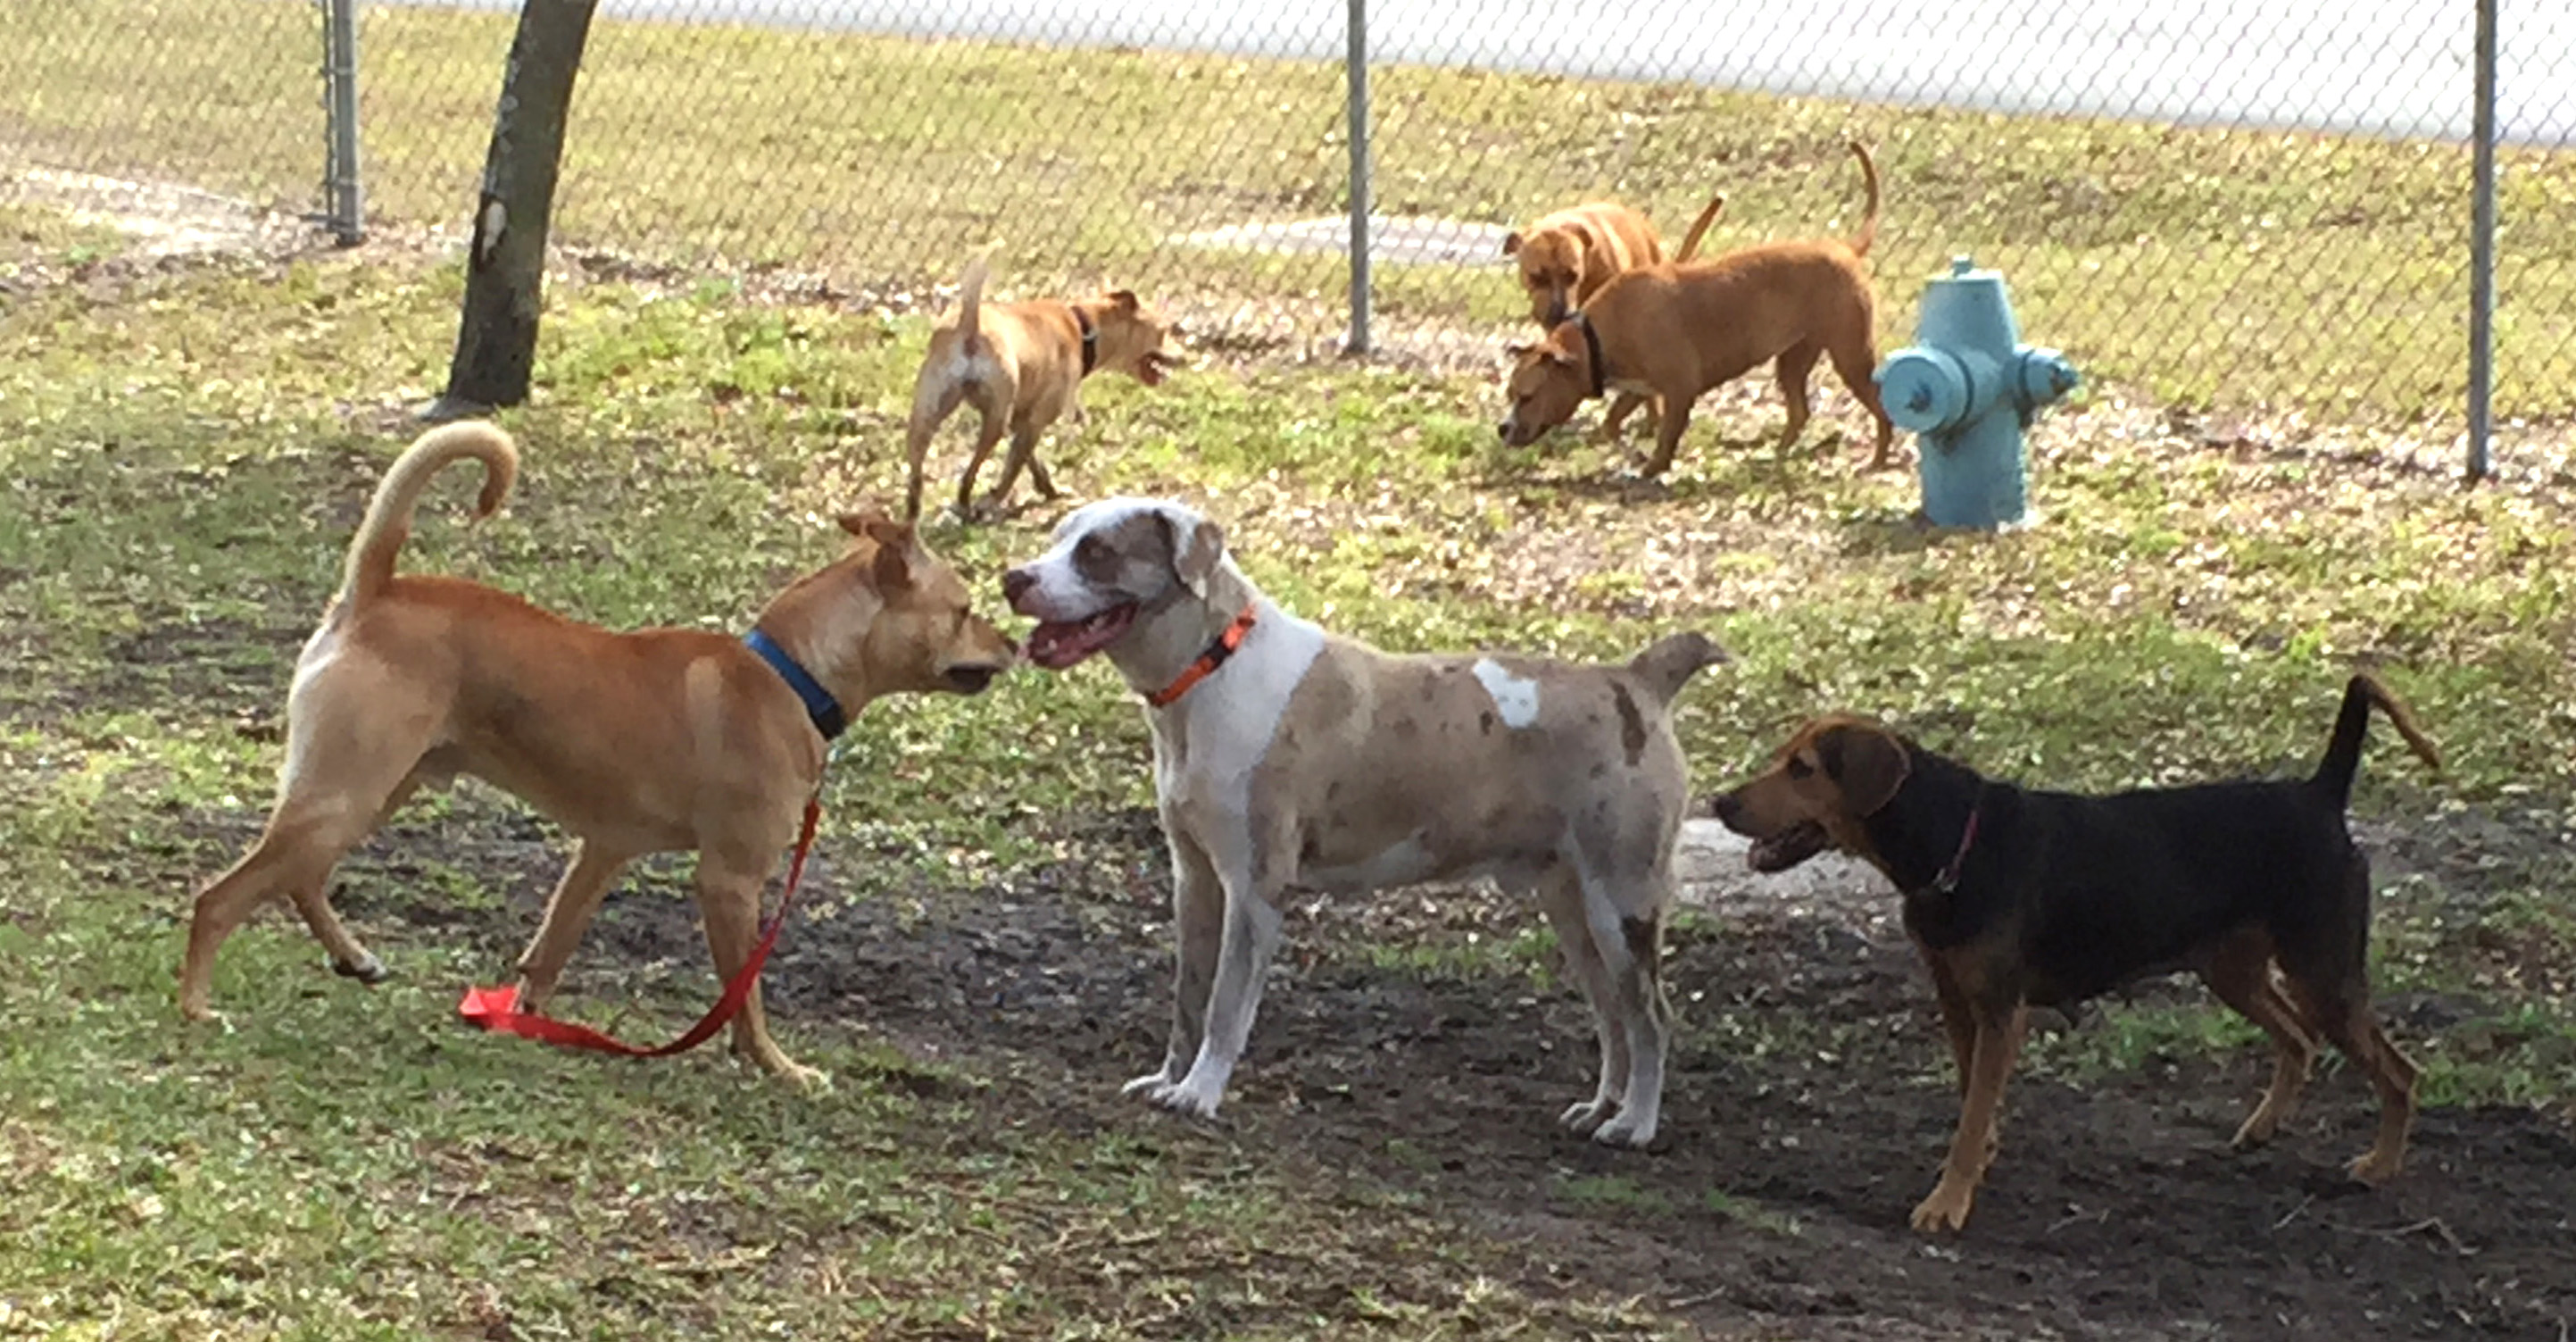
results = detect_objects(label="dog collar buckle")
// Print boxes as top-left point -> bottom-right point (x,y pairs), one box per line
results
744,628 -> 849,740
1146,603 -> 1259,709
1076,309 -> 1099,376
1573,311 -> 1608,400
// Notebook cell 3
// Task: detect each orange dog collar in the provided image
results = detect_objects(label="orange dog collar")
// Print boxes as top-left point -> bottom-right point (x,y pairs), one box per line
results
1146,603 -> 1259,709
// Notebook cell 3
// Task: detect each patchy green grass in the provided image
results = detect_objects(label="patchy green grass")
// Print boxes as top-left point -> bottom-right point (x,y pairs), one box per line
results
5,0 -> 2575,422
3,223 -> 2574,1334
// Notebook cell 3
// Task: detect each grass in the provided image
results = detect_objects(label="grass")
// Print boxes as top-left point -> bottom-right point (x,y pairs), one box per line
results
4,0 -> 2576,424
4,192 -> 2576,1334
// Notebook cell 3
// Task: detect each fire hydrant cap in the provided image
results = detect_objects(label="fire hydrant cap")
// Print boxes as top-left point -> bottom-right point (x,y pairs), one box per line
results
2016,346 -> 2080,405
1878,346 -> 1970,433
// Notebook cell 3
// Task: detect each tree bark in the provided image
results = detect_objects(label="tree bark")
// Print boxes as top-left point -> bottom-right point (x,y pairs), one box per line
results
433,0 -> 601,418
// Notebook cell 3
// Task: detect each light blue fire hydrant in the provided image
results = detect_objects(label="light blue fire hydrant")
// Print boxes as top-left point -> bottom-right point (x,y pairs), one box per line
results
1874,256 -> 2079,529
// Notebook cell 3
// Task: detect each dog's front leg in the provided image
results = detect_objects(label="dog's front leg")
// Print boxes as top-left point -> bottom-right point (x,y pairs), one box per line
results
1147,862 -> 1283,1121
1911,1004 -> 2026,1233
1125,834 -> 1222,1097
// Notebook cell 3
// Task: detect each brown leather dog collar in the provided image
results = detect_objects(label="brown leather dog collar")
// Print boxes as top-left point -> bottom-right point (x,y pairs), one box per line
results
1145,603 -> 1258,709
1075,308 -> 1099,375
1572,311 -> 1607,400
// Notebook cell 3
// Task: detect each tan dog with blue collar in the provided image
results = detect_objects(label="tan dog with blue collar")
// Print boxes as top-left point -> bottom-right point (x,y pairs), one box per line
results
179,421 -> 1017,1082
1001,496 -> 1728,1146
902,254 -> 1177,523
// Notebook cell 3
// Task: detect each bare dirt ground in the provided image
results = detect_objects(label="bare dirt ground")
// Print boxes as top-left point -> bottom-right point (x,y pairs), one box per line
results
303,796 -> 2576,1342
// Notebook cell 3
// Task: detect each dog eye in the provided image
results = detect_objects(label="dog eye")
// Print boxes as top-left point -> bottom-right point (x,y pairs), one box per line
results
1075,536 -> 1106,563
1786,757 -> 1814,779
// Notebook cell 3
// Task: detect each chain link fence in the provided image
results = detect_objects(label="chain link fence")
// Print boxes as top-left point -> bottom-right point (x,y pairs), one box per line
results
4,0 -> 2572,441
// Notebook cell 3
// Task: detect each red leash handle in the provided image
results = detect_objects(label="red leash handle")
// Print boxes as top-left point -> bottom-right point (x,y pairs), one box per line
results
456,797 -> 824,1057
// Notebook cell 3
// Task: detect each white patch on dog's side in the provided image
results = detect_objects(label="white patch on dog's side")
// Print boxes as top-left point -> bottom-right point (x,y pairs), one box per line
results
1471,657 -> 1541,729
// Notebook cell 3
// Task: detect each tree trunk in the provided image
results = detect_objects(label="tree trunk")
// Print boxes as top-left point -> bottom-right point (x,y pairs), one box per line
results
432,0 -> 601,419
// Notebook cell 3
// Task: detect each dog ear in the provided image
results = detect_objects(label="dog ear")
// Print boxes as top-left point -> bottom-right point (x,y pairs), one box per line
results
1107,288 -> 1140,312
1504,341 -> 1535,360
1501,231 -> 1525,257
1161,509 -> 1226,599
869,534 -> 914,592
1820,724 -> 1910,817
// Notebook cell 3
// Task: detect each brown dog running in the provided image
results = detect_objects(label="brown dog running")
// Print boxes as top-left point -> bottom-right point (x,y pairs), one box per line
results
1708,674 -> 2439,1233
902,253 -> 1176,523
179,421 -> 1017,1083
1500,141 -> 1894,476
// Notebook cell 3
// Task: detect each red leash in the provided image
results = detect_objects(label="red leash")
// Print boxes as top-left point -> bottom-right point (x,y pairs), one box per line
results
456,797 -> 823,1057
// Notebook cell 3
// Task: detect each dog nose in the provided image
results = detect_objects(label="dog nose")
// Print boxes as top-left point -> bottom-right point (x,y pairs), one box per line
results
1708,792 -> 1742,823
1001,569 -> 1035,604
1496,421 -> 1513,443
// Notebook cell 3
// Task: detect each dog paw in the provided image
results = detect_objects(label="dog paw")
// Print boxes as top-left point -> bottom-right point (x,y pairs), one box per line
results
2230,1112 -> 2281,1151
2345,1148 -> 2404,1186
1590,1113 -> 1658,1149
1120,1067 -> 1180,1098
1146,1078 -> 1225,1120
777,1064 -> 833,1093
1908,1182 -> 1976,1234
1558,1097 -> 1617,1136
330,953 -> 390,985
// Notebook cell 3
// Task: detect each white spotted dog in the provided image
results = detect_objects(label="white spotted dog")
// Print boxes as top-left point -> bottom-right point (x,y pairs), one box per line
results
1001,497 -> 1728,1146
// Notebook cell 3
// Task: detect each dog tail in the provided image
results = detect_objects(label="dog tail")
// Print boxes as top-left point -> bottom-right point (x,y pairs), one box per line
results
955,249 -> 992,350
1627,630 -> 1731,706
1671,191 -> 1726,263
337,421 -> 518,609
1845,140 -> 1881,259
2309,672 -> 2442,807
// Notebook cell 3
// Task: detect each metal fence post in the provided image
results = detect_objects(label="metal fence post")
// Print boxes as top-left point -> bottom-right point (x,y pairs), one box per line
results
1342,0 -> 1371,354
2466,0 -> 2497,481
322,0 -> 364,245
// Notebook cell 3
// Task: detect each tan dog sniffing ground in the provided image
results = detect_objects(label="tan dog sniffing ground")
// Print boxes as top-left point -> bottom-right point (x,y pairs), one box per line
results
1500,141 -> 1895,478
1001,496 -> 1728,1146
179,421 -> 1017,1083
1508,191 -> 1729,444
902,253 -> 1177,523
1707,676 -> 2439,1233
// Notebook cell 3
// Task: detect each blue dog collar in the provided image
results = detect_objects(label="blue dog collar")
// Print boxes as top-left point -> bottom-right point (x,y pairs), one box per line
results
744,629 -> 848,740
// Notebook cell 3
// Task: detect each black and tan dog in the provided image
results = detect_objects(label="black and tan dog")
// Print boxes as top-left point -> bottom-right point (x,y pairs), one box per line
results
1708,675 -> 2440,1233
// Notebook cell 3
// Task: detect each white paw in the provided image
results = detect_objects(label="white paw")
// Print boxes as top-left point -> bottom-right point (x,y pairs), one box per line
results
1591,1112 -> 1658,1149
1147,1076 -> 1226,1120
1559,1097 -> 1617,1136
1120,1066 -> 1180,1098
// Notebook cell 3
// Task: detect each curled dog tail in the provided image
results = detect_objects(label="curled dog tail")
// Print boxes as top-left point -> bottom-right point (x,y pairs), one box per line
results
1671,191 -> 1727,263
1627,630 -> 1731,706
955,249 -> 992,350
1844,140 -> 1881,259
337,421 -> 518,609
2310,671 -> 2441,807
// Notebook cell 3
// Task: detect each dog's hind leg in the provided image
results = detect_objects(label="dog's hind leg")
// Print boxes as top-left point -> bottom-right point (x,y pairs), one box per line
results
1826,323 -> 1895,469
903,380 -> 969,523
951,390 -> 1013,519
2199,932 -> 2318,1149
511,838 -> 641,1013
1774,339 -> 1821,453
1578,872 -> 1671,1148
1535,863 -> 1628,1137
179,687 -> 437,1019
979,424 -> 1051,515
2278,861 -> 2418,1182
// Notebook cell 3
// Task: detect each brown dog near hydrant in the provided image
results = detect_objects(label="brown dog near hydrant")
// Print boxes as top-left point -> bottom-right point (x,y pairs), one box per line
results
1500,141 -> 1895,477
179,421 -> 1017,1084
902,252 -> 1177,522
